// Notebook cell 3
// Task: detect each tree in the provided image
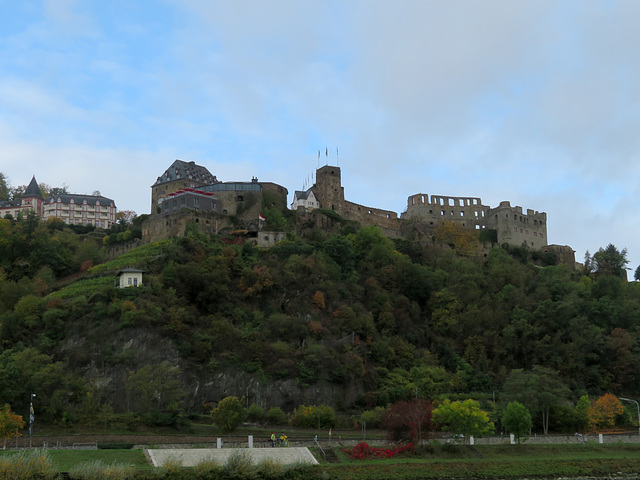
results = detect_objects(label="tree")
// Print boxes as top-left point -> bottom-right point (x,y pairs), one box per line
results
0,403 -> 24,449
382,399 -> 433,442
126,362 -> 185,414
291,404 -> 336,429
434,221 -> 481,256
432,399 -> 494,443
0,173 -> 9,202
575,395 -> 591,432
634,265 -> 640,282
501,366 -> 571,434
590,244 -> 629,279
589,393 -> 624,431
501,401 -> 532,444
115,210 -> 137,225
211,396 -> 246,435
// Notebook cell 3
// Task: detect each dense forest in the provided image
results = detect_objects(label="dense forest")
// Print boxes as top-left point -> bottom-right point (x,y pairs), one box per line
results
0,196 -> 639,435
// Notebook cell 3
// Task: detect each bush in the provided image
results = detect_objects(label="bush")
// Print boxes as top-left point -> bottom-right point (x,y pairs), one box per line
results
343,442 -> 414,460
361,406 -> 386,428
265,407 -> 288,426
69,460 -> 134,480
0,449 -> 57,480
246,403 -> 265,424
291,404 -> 336,429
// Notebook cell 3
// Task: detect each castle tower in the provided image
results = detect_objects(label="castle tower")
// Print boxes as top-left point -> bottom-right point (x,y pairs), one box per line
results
21,176 -> 45,217
312,165 -> 344,211
151,160 -> 218,214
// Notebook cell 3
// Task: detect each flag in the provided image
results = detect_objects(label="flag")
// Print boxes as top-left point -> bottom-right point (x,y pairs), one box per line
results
318,150 -> 320,159
29,404 -> 34,435
259,214 -> 265,221
329,428 -> 332,436
325,146 -> 328,156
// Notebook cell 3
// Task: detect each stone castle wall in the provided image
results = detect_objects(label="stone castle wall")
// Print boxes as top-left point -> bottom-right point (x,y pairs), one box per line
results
402,193 -> 491,230
486,201 -> 548,249
142,210 -> 225,243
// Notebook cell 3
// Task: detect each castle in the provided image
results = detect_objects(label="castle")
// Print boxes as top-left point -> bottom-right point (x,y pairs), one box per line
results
3,159 -> 573,263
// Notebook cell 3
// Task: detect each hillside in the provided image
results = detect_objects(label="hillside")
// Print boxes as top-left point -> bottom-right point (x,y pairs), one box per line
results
0,212 -> 638,434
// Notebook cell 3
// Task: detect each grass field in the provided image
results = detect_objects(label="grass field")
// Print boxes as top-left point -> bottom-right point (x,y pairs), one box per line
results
3,442 -> 640,478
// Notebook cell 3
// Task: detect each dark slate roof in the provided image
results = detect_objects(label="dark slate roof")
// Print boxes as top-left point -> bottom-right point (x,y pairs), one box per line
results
45,194 -> 116,207
294,189 -> 313,201
153,160 -> 218,186
0,200 -> 20,208
23,176 -> 44,199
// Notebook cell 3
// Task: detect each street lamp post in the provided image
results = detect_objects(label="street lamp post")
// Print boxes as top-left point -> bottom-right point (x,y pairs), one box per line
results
620,397 -> 640,435
28,394 -> 35,448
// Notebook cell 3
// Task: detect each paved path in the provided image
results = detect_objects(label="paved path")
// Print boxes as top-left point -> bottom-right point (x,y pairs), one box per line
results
146,447 -> 319,467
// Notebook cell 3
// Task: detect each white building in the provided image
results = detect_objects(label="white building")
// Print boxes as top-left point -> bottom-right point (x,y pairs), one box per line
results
43,194 -> 117,228
290,189 -> 319,210
117,268 -> 144,288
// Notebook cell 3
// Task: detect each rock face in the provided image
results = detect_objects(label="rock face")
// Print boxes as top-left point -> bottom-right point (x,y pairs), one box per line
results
65,326 -> 361,415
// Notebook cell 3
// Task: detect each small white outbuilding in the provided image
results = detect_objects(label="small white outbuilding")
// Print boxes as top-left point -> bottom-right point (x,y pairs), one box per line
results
116,268 -> 144,288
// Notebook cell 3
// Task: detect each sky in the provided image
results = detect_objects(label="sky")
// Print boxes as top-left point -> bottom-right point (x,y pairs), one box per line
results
1,1 -> 640,271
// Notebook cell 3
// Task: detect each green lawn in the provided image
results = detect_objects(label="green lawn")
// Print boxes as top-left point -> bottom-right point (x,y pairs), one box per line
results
3,442 -> 640,478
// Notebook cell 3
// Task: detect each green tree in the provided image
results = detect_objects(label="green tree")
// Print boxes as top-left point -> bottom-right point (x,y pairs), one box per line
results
0,173 -> 9,202
432,399 -> 494,443
126,362 -> 185,414
590,244 -> 629,279
575,395 -> 591,432
502,366 -> 571,434
501,401 -> 532,444
211,396 -> 246,434
291,404 -> 336,429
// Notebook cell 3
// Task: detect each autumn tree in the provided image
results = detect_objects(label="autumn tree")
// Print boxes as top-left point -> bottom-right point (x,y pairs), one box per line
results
432,399 -> 494,443
501,401 -> 532,444
589,393 -> 624,431
434,221 -> 481,256
0,404 -> 24,449
312,290 -> 326,309
382,399 -> 433,442
211,396 -> 246,435
115,210 -> 137,225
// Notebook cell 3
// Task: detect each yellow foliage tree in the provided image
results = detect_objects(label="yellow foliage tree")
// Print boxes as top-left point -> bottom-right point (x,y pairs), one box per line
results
0,404 -> 24,450
312,290 -> 326,309
589,393 -> 624,431
433,221 -> 481,256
